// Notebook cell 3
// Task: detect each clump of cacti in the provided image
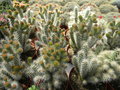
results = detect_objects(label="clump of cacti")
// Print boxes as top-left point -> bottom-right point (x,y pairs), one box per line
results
105,20 -> 120,49
70,8 -> 120,87
1,0 -> 120,90
72,44 -> 120,84
78,0 -> 89,6
112,0 -> 120,10
26,42 -> 69,90
16,0 -> 29,3
0,40 -> 24,90
36,22 -> 67,48
36,3 -> 63,28
0,0 -> 12,13
103,12 -> 120,22
69,12 -> 104,53
0,1 -> 40,60
92,0 -> 109,7
63,2 -> 80,12
99,4 -> 118,14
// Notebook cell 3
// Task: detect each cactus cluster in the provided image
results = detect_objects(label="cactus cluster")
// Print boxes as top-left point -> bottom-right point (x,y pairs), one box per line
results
112,0 -> 120,9
26,42 -> 69,90
36,3 -> 63,28
93,0 -> 108,7
1,0 -> 120,90
103,12 -> 120,22
105,20 -> 120,49
72,44 -> 120,84
99,4 -> 118,14
0,0 -> 12,13
69,12 -> 104,52
62,2 -> 80,12
0,2 -> 39,60
70,12 -> 120,85
0,40 -> 24,90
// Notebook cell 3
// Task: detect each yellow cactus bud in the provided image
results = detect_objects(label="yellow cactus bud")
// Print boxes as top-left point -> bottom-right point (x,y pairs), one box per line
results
53,61 -> 60,66
46,64 -> 51,68
7,10 -> 12,14
51,52 -> 57,55
2,49 -> 7,54
54,43 -> 60,47
60,48 -> 65,52
17,48 -> 23,53
98,35 -> 103,39
48,47 -> 54,51
27,57 -> 32,61
106,33 -> 111,38
4,44 -> 10,49
48,11 -> 54,14
39,60 -> 44,64
43,55 -> 48,60
18,72 -> 22,75
9,55 -> 14,60
7,15 -> 15,19
13,41 -> 19,47
72,24 -> 77,28
58,11 -> 64,14
10,27 -> 15,32
48,41 -> 53,45
117,31 -> 120,35
14,11 -> 19,16
42,49 -> 47,54
9,40 -> 13,44
88,32 -> 93,36
13,66 -> 22,72
11,71 -> 16,75
50,56 -> 54,60
2,54 -> 7,59
64,58 -> 69,62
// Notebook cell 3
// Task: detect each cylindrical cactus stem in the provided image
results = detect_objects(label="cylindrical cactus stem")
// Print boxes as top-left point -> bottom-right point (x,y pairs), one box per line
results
74,31 -> 82,50
74,7 -> 78,23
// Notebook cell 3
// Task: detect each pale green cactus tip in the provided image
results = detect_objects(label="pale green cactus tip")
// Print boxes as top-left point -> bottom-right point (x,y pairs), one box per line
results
28,85 -> 40,90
